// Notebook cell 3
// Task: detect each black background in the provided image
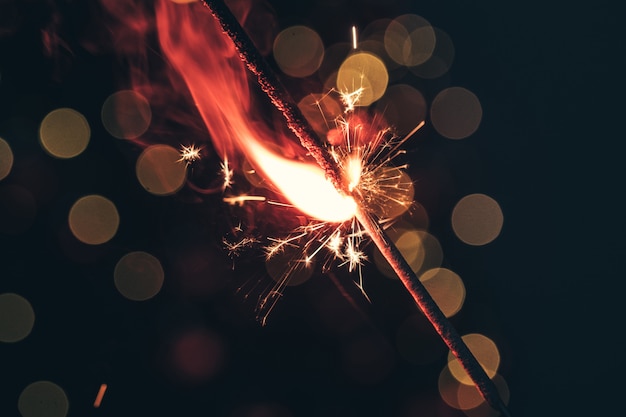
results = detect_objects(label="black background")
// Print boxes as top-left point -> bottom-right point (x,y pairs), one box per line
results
1,1 -> 622,416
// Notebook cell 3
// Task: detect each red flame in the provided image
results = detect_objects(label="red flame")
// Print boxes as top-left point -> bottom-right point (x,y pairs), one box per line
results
151,0 -> 355,222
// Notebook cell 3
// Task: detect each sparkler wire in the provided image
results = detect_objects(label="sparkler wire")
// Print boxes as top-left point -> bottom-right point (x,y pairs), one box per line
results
200,1 -> 511,415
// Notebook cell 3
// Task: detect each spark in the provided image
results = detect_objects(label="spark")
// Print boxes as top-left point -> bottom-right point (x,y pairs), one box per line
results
223,236 -> 258,258
178,144 -> 202,163
339,87 -> 365,112
351,25 -> 358,49
221,156 -> 234,189
93,384 -> 107,408
223,195 -> 266,206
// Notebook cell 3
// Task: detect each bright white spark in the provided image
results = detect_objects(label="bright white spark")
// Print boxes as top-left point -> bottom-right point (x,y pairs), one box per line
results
339,87 -> 364,113
178,144 -> 202,163
223,236 -> 258,258
221,157 -> 234,189
223,195 -> 267,206
352,26 -> 358,49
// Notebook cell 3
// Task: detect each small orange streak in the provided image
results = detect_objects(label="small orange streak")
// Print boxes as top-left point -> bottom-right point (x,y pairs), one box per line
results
93,383 -> 107,408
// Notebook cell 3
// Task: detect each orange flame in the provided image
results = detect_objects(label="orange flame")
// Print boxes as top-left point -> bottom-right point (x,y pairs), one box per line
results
154,0 -> 354,222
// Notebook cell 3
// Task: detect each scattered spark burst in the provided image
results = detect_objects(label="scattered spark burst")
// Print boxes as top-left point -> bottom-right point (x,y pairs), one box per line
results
225,102 -> 422,324
178,144 -> 202,163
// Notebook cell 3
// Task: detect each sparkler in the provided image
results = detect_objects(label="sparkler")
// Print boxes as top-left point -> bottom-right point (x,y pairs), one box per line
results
200,0 -> 511,415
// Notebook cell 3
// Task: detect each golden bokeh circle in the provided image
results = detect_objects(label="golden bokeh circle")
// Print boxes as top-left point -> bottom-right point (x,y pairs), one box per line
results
68,194 -> 119,245
451,193 -> 504,246
384,14 -> 435,67
420,268 -> 465,317
114,251 -> 165,301
0,137 -> 14,180
0,293 -> 35,343
39,108 -> 90,159
447,333 -> 500,385
273,26 -> 325,78
430,87 -> 482,139
136,144 -> 187,196
336,52 -> 389,106
101,90 -> 152,139
18,380 -> 69,417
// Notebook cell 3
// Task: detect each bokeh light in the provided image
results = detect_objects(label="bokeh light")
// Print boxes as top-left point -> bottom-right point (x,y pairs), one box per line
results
430,87 -> 482,139
368,168 -> 414,220
384,14 -> 435,67
101,90 -> 151,139
273,26 -> 325,78
420,268 -> 465,317
136,144 -> 187,196
373,226 -> 442,279
18,380 -> 69,417
266,245 -> 314,286
169,328 -> 224,383
447,333 -> 500,385
0,137 -> 14,180
114,251 -> 165,301
439,365 -> 510,414
0,293 -> 35,343
68,194 -> 119,245
39,108 -> 90,158
336,52 -> 388,106
451,193 -> 504,246
0,184 -> 37,235
375,84 -> 427,136
298,93 -> 343,139
410,28 -> 455,79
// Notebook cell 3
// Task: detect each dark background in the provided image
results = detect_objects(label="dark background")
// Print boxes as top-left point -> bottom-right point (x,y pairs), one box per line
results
1,1 -> 622,416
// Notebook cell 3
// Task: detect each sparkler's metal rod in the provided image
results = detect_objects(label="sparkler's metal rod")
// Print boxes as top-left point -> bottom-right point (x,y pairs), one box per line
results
201,1 -> 511,415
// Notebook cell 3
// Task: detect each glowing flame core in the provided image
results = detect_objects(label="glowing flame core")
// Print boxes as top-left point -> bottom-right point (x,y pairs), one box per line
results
247,140 -> 357,223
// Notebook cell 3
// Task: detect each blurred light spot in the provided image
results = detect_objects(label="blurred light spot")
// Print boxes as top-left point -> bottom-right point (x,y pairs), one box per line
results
448,333 -> 500,385
101,90 -> 151,139
401,202 -> 430,230
173,245 -> 229,297
18,380 -> 69,417
39,108 -> 90,158
273,26 -> 325,78
136,144 -> 187,195
0,184 -> 36,235
373,225 -> 442,279
451,193 -> 504,246
375,84 -> 427,136
430,87 -> 482,139
460,374 -> 510,417
68,194 -> 119,245
410,28 -> 455,79
396,314 -> 446,365
385,14 -> 435,67
317,42 -> 351,87
439,366 -> 509,414
170,328 -> 224,383
266,245 -> 313,286
420,268 -> 465,317
0,137 -> 14,180
114,251 -> 164,301
0,293 -> 35,343
298,93 -> 343,139
336,52 -> 388,106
